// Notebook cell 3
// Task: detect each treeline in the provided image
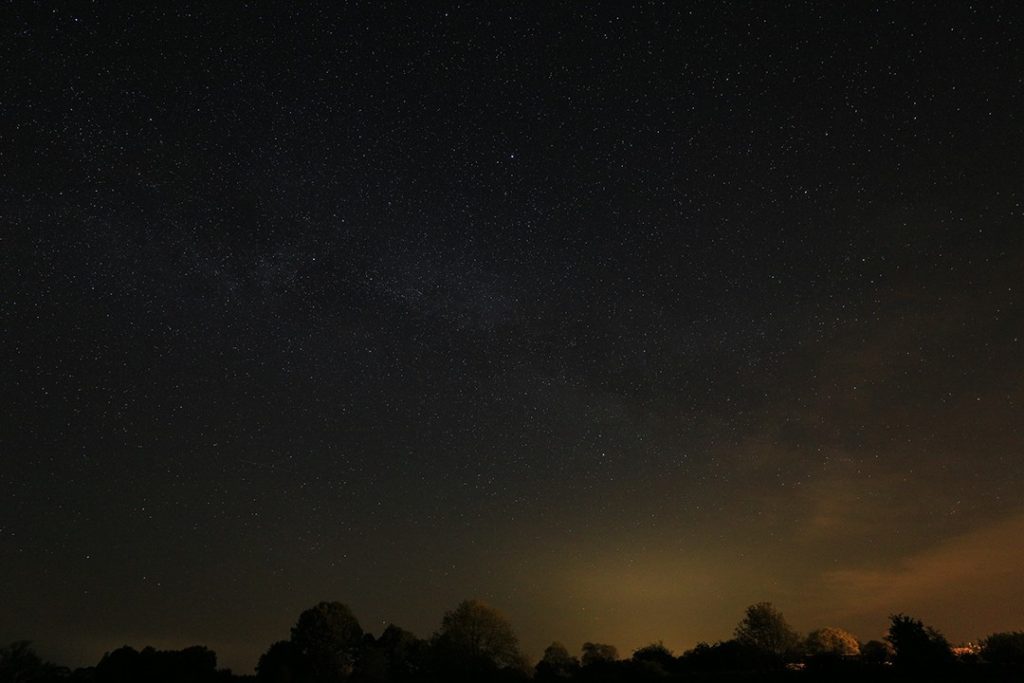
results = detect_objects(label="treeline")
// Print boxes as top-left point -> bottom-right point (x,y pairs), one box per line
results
4,600 -> 1024,683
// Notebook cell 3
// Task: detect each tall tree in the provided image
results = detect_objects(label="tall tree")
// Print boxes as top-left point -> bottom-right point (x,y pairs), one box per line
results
885,614 -> 953,671
433,599 -> 522,670
371,624 -> 428,680
291,601 -> 364,682
734,602 -> 800,658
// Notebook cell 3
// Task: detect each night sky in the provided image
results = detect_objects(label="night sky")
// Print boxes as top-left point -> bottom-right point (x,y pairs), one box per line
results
3,2 -> 1023,674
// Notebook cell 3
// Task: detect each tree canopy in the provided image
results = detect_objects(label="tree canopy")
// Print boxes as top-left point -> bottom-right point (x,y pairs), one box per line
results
535,642 -> 579,681
733,602 -> 801,658
0,641 -> 59,683
805,627 -> 860,657
581,642 -> 619,666
290,601 -> 364,682
433,599 -> 524,673
980,631 -> 1024,665
885,613 -> 954,670
257,640 -> 307,682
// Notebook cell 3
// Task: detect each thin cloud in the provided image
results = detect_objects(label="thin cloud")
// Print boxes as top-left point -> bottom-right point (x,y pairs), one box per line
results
820,511 -> 1024,638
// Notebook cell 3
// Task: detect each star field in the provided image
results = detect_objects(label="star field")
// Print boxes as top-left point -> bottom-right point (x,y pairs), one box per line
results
2,2 -> 1023,673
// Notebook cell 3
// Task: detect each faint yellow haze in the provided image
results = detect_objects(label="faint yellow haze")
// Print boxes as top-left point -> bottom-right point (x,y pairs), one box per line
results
822,511 -> 1024,633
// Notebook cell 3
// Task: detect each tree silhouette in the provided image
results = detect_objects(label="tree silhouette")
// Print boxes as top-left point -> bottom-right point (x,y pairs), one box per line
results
431,599 -> 524,679
93,644 -> 220,683
981,631 -> 1024,666
257,640 -> 308,683
630,642 -> 675,679
291,602 -> 364,682
733,602 -> 800,659
804,627 -> 860,657
580,642 -> 618,666
363,623 -> 428,681
632,642 -> 674,668
859,639 -> 893,666
680,640 -> 762,673
95,645 -> 143,682
0,641 -> 61,683
885,613 -> 954,671
10,597 -> 1024,683
535,642 -> 579,681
